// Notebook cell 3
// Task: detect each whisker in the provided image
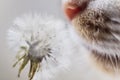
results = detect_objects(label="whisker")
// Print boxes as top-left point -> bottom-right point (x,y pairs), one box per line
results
108,55 -> 116,72
111,32 -> 120,41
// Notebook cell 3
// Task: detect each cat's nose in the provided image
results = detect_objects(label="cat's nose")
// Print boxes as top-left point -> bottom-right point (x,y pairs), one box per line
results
63,0 -> 88,21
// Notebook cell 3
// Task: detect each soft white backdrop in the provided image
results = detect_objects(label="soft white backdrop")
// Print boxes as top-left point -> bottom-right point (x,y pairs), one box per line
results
0,0 -> 65,80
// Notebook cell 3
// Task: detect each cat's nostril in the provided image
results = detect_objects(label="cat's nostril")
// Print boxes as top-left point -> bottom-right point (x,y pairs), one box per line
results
63,1 -> 88,21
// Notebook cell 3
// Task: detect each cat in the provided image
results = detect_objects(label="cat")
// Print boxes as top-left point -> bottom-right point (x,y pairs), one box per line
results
60,0 -> 120,80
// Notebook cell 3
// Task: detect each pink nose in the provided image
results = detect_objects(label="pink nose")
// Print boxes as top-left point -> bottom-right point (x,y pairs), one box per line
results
63,1 -> 88,21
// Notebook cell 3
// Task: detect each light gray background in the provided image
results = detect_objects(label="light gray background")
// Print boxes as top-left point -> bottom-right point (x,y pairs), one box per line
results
0,0 -> 65,80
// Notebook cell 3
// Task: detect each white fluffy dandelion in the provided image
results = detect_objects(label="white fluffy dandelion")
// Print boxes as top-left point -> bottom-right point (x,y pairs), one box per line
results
7,13 -> 74,80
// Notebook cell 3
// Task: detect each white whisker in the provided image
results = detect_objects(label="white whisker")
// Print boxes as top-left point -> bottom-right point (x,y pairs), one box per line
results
111,32 -> 120,41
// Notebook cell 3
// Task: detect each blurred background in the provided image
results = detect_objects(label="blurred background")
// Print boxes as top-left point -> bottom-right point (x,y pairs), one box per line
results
0,0 -> 65,80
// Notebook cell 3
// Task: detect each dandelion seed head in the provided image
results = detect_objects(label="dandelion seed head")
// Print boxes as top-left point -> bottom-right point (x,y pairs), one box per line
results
7,13 -> 73,80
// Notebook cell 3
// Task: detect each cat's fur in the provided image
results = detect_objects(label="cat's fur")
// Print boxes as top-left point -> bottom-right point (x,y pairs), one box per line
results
62,0 -> 120,80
